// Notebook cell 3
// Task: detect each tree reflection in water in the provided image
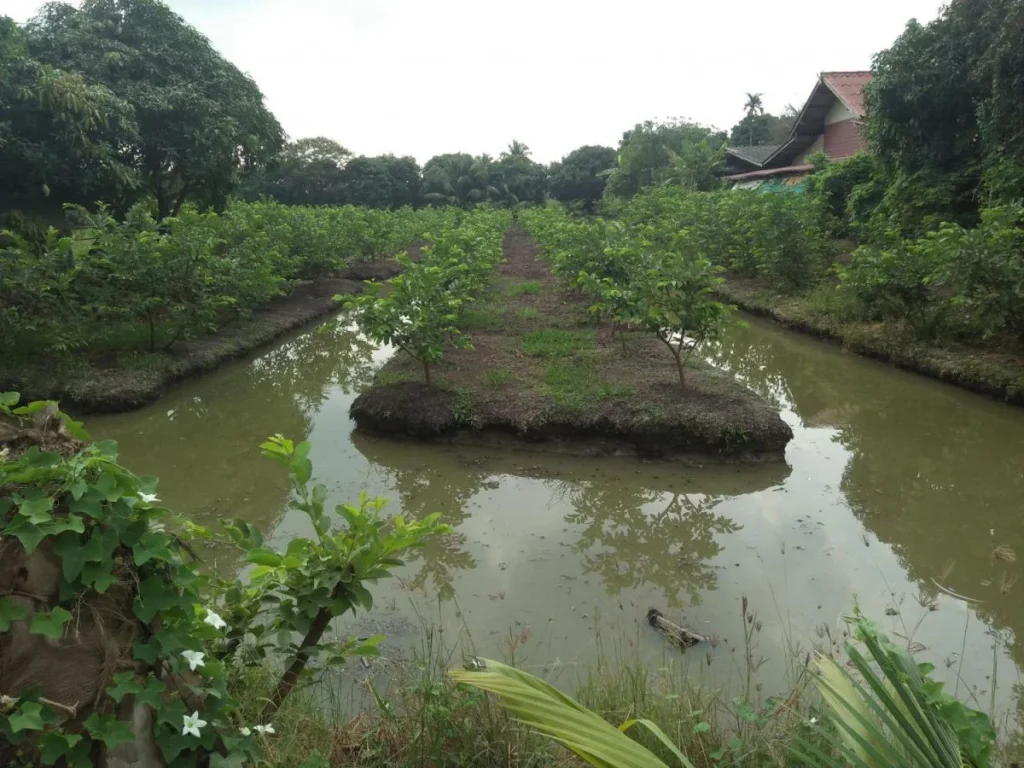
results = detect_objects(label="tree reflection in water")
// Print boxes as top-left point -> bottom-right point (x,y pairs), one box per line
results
249,318 -> 378,411
557,480 -> 739,608
351,433 -> 480,599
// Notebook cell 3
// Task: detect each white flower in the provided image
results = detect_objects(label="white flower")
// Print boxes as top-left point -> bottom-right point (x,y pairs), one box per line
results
138,492 -> 160,504
807,716 -> 819,726
240,727 -> 251,736
182,711 -> 207,738
181,650 -> 205,671
254,723 -> 275,735
204,609 -> 227,631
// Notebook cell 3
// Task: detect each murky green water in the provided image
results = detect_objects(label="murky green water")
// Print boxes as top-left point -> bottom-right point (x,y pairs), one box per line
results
90,315 -> 1024,729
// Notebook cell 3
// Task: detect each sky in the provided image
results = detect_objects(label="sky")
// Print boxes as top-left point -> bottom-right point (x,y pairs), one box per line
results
5,0 -> 946,164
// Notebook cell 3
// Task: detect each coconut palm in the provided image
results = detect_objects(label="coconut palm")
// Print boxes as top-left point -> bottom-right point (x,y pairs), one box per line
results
744,93 -> 765,145
422,155 -> 498,208
503,139 -> 531,159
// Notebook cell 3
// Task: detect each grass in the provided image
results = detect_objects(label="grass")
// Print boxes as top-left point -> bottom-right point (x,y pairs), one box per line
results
461,307 -> 505,332
228,587 -> 1018,768
515,308 -> 540,322
507,280 -> 542,296
544,361 -> 633,410
483,368 -> 512,388
521,329 -> 595,358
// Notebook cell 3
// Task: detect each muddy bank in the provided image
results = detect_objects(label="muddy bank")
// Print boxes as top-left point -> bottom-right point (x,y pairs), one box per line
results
3,277 -> 364,414
718,278 -> 1024,406
350,377 -> 791,462
350,230 -> 793,463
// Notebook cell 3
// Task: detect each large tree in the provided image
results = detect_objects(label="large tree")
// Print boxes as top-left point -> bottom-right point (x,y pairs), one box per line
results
866,0 -> 1024,213
421,153 -> 496,208
246,136 -> 350,206
338,154 -> 422,208
492,152 -> 547,206
548,145 -> 616,211
605,120 -> 727,198
0,15 -> 135,210
24,0 -> 283,219
728,105 -> 798,147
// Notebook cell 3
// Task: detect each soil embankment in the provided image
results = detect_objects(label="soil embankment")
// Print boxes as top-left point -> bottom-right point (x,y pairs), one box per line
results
717,276 -> 1024,406
351,230 -> 793,462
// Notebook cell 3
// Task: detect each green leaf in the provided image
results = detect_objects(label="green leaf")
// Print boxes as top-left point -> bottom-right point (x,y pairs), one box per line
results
55,530 -> 101,581
8,702 -> 46,733
39,732 -> 83,765
0,391 -> 20,409
210,754 -> 249,768
0,596 -> 30,631
692,721 -> 710,734
84,712 -> 136,748
452,658 -> 684,767
30,606 -> 72,639
248,547 -> 283,567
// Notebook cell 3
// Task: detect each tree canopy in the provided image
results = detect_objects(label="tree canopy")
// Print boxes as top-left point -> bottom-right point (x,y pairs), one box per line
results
866,0 -> 1024,217
548,145 -> 617,211
22,0 -> 283,218
606,121 -> 728,198
0,15 -> 135,210
728,106 -> 798,147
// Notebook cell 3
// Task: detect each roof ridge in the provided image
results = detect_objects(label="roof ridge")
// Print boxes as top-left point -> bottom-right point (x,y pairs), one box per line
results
821,70 -> 872,77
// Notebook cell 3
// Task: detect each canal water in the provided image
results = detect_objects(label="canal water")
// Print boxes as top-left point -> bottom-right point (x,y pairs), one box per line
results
90,314 -> 1024,733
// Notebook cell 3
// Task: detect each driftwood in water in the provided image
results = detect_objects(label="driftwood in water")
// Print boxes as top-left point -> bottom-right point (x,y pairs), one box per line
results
647,608 -> 706,649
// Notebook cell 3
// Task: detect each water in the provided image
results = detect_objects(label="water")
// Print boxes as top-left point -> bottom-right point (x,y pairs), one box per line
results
89,315 -> 1024,731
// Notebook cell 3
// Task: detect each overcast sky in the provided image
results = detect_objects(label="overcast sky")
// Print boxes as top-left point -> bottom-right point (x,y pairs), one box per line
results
6,0 -> 945,164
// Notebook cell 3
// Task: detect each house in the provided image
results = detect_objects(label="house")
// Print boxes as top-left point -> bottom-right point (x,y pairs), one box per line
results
723,71 -> 873,189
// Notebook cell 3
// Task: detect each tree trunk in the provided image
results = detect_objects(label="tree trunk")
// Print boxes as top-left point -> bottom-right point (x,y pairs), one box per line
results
423,360 -> 431,386
155,185 -> 171,221
674,350 -> 686,390
262,604 -> 333,719
148,315 -> 156,353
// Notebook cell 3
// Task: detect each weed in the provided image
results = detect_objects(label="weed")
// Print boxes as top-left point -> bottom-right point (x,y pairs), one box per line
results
515,308 -> 540,322
452,387 -> 477,425
460,307 -> 504,332
483,368 -> 512,388
375,370 -> 417,387
522,329 -> 594,358
507,280 -> 542,296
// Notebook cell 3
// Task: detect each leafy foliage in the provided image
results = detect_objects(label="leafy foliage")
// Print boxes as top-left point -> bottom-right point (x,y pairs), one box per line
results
0,201 -> 447,360
605,120 -> 728,198
521,200 -> 734,388
0,396 -> 448,765
452,659 -> 694,768
23,0 -> 284,219
344,208 -> 509,384
795,613 -> 995,767
548,145 -> 617,212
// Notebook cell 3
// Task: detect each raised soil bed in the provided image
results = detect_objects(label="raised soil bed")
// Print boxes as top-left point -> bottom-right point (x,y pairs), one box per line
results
350,230 -> 793,463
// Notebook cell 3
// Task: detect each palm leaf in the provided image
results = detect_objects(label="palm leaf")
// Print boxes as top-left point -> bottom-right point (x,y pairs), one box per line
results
451,659 -> 692,768
796,617 -> 974,768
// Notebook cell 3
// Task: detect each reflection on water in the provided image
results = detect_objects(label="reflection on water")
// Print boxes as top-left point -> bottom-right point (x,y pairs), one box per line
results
90,312 -> 1024,739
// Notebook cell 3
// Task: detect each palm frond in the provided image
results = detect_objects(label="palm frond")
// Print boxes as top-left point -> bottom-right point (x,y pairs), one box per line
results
451,659 -> 691,768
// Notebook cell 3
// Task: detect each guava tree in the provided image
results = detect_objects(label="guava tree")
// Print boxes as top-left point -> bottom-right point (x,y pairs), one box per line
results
344,255 -> 472,385
629,247 -> 733,389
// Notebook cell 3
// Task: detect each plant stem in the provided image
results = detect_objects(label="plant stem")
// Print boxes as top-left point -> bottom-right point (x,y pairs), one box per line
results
423,359 -> 431,386
263,603 -> 334,719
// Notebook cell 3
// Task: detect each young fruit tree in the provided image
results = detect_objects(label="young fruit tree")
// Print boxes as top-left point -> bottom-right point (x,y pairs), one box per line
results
343,254 -> 472,385
629,246 -> 733,389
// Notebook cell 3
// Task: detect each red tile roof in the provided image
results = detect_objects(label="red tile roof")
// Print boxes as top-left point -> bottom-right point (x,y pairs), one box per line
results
821,71 -> 873,117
